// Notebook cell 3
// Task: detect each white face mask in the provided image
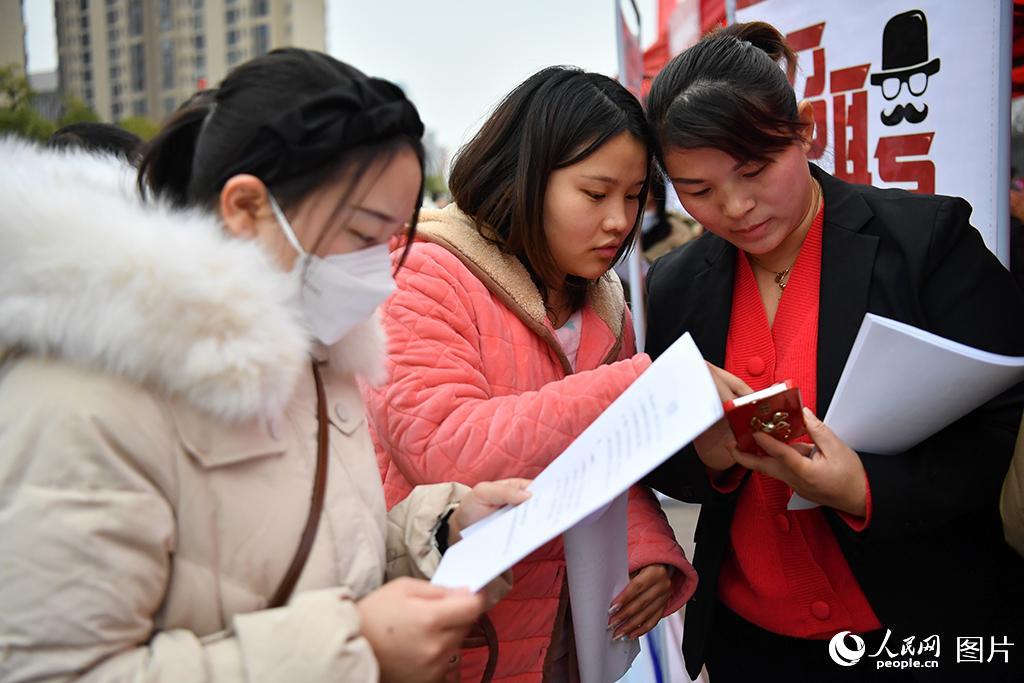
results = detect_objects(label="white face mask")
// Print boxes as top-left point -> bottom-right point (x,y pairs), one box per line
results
269,195 -> 396,346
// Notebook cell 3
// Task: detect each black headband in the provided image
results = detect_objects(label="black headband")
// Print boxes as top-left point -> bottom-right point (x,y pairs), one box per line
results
207,77 -> 424,189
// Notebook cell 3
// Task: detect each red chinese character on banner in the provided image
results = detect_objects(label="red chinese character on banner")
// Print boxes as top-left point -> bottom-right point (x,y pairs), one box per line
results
874,133 -> 935,194
786,23 -> 827,159
786,23 -> 872,185
830,65 -> 873,186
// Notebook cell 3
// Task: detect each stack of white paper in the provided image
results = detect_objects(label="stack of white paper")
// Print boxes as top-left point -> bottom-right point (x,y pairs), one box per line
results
564,492 -> 639,682
789,314 -> 1024,509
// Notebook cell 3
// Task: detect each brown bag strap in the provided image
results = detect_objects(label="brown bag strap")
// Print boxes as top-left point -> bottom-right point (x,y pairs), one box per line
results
460,614 -> 499,683
479,615 -> 499,683
268,360 -> 330,609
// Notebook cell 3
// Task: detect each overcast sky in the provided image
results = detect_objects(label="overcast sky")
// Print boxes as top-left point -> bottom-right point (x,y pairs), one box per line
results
24,0 -> 659,162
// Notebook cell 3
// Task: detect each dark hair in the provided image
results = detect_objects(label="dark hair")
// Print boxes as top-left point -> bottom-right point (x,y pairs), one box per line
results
646,21 -> 803,166
138,48 -> 426,260
449,66 -> 652,311
48,122 -> 142,165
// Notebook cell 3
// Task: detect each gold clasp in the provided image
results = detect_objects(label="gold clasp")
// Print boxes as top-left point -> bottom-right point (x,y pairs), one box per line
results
751,411 -> 792,440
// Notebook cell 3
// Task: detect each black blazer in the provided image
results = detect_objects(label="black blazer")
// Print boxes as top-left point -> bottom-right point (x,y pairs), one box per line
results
645,165 -> 1024,679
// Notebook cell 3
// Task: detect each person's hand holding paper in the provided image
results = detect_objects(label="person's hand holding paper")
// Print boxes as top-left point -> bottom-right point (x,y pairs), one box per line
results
448,478 -> 533,609
449,478 -> 533,544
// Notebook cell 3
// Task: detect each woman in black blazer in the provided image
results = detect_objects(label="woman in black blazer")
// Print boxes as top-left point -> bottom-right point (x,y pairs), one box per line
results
644,21 -> 1024,683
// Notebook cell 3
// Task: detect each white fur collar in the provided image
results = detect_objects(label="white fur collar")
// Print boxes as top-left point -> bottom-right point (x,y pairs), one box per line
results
0,138 -> 384,422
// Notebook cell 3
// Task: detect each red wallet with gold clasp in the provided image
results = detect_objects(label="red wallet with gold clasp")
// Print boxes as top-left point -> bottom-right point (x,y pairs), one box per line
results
723,380 -> 806,455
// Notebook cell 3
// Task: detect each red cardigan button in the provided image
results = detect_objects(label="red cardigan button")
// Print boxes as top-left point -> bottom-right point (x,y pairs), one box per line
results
746,355 -> 766,376
811,601 -> 832,620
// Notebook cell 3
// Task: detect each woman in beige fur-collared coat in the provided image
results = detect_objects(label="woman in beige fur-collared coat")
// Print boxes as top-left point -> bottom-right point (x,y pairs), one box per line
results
0,49 -> 526,683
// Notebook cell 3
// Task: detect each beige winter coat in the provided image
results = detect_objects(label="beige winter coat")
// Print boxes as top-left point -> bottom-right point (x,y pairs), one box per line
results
0,139 -> 465,682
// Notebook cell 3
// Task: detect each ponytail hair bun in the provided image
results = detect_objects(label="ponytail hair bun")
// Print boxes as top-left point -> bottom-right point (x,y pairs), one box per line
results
646,20 -> 805,166
718,21 -> 797,82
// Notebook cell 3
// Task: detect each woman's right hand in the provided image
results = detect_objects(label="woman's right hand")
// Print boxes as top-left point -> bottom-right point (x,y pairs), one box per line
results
357,577 -> 484,683
695,363 -> 752,473
706,362 -> 751,403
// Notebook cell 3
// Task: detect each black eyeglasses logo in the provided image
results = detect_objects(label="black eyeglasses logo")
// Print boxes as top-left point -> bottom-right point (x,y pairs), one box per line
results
879,72 -> 929,101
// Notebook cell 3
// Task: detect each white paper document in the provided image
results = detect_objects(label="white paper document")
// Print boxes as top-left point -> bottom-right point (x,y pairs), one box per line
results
789,314 -> 1024,510
563,492 -> 640,682
432,333 -> 722,593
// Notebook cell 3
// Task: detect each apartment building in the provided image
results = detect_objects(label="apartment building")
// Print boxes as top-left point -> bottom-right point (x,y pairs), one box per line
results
55,0 -> 325,122
1,0 -> 27,76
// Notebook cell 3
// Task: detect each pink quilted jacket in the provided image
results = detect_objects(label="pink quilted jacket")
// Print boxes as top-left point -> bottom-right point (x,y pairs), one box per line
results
362,205 -> 697,682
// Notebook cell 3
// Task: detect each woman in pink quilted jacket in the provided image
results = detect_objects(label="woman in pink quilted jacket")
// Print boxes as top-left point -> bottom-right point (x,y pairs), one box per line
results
362,66 -> 698,682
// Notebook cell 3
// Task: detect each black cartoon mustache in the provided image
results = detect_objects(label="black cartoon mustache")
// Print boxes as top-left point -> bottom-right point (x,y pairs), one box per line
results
881,102 -> 929,126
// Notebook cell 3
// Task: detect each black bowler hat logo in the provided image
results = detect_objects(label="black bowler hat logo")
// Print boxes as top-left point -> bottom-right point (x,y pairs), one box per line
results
870,9 -> 940,126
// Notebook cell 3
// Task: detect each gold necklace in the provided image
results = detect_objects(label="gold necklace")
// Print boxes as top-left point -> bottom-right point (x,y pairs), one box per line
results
749,178 -> 821,294
772,265 -> 793,290
750,259 -> 794,291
